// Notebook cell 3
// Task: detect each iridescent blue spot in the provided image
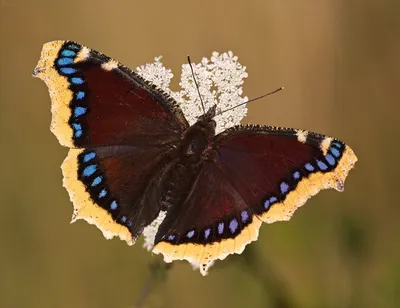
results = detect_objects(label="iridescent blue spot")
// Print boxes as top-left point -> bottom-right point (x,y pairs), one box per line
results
67,44 -> 80,50
204,228 -> 211,239
121,216 -> 127,223
60,67 -> 77,75
218,222 -> 224,234
186,230 -> 195,238
75,91 -> 85,100
168,234 -> 175,241
127,220 -> 133,227
293,171 -> 301,180
74,106 -> 87,117
82,164 -> 96,177
83,152 -> 96,162
330,147 -> 340,158
241,210 -> 249,223
91,176 -> 102,187
99,189 -> 107,198
61,49 -> 76,57
57,57 -> 74,66
71,77 -> 84,85
332,141 -> 342,149
280,182 -> 289,194
325,154 -> 335,166
264,199 -> 270,209
72,123 -> 82,130
110,200 -> 118,210
270,196 -> 278,203
316,160 -> 328,170
305,163 -> 315,172
72,123 -> 82,138
229,219 -> 239,234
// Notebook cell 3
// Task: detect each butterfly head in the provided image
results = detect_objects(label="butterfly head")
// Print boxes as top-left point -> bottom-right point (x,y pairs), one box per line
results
197,105 -> 217,123
195,105 -> 217,136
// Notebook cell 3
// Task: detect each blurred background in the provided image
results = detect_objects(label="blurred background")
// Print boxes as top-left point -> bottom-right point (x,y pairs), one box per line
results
0,0 -> 399,307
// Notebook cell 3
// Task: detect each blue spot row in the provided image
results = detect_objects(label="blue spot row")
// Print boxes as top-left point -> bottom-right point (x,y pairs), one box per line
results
56,45 -> 89,142
303,141 -> 343,174
79,151 -> 131,229
166,210 -> 254,244
259,140 -> 345,216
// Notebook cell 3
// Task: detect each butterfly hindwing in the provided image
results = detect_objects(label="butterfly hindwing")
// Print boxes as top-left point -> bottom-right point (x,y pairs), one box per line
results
33,40 -> 189,148
153,160 -> 263,274
63,144 -> 176,244
153,125 -> 357,275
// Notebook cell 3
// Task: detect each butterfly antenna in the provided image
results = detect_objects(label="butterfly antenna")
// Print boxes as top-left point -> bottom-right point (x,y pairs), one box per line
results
216,87 -> 284,116
187,55 -> 206,114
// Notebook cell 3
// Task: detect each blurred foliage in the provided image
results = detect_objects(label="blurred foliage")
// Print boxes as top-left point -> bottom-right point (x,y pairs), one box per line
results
1,0 -> 399,307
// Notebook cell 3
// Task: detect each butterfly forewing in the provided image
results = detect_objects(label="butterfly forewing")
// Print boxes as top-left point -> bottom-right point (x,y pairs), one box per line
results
34,40 -> 188,148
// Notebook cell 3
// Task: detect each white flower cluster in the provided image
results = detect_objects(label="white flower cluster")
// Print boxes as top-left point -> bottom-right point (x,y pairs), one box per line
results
136,56 -> 174,91
137,51 -> 248,251
137,51 -> 248,133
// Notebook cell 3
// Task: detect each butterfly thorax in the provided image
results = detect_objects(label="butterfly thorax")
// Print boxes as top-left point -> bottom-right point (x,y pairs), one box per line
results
179,106 -> 217,161
160,107 -> 217,210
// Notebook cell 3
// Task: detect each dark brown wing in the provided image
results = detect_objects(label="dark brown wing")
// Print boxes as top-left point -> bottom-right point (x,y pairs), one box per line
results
33,41 -> 189,244
153,125 -> 357,275
33,40 -> 188,148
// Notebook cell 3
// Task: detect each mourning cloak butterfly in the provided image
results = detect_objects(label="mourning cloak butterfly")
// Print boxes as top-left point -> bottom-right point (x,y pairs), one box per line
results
33,41 -> 357,275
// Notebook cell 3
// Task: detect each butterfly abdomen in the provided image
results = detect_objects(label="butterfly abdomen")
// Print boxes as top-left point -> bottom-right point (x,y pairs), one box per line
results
160,163 -> 200,211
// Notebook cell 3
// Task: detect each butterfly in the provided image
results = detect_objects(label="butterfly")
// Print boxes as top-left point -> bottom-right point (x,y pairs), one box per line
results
33,41 -> 357,275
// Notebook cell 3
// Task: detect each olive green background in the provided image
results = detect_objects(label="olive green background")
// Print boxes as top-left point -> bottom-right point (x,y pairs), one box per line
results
1,0 -> 399,307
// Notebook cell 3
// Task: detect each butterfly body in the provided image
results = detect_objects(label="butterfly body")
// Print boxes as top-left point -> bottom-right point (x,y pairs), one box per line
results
33,41 -> 357,275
